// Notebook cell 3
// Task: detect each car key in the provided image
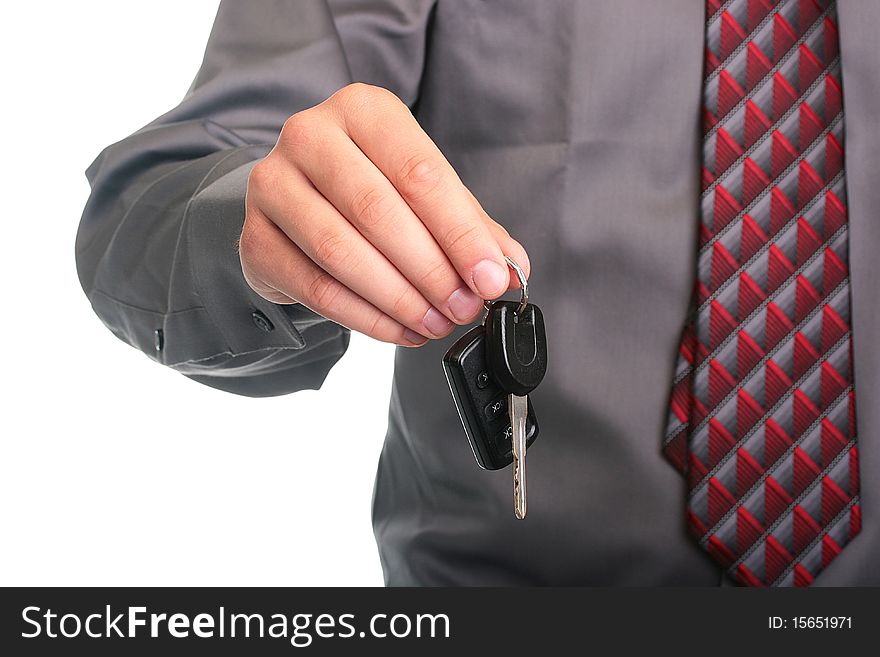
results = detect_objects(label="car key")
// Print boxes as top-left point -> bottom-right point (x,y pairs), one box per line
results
442,325 -> 539,471
484,267 -> 547,519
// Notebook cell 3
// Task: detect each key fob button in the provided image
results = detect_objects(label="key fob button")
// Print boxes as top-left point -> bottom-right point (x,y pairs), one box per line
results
497,425 -> 513,456
484,396 -> 506,421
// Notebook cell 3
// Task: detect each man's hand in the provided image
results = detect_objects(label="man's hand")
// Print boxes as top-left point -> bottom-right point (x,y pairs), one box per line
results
239,83 -> 530,347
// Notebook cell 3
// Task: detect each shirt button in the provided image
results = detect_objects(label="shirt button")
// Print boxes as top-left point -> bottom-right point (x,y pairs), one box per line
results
251,310 -> 275,332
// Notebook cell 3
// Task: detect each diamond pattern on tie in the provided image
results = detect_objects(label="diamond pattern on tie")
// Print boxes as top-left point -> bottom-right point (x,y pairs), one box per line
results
663,0 -> 860,587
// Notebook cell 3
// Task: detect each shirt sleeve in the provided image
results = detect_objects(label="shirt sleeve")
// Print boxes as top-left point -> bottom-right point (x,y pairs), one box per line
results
74,0 -> 437,397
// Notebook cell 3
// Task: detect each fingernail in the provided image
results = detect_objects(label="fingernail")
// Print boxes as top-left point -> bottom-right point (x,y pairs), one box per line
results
422,307 -> 453,336
471,259 -> 508,298
447,287 -> 483,322
403,329 -> 428,346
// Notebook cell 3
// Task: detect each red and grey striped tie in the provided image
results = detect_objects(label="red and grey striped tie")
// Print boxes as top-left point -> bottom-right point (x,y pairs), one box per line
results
663,0 -> 861,586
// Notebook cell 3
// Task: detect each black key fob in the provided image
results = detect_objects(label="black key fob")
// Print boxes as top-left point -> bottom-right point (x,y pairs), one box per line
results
484,300 -> 547,396
442,325 -> 539,470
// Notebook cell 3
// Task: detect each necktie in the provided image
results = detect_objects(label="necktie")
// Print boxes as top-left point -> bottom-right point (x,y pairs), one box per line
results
663,0 -> 861,586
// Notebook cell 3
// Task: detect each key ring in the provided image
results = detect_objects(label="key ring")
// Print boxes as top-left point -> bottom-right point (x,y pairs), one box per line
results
483,256 -> 529,316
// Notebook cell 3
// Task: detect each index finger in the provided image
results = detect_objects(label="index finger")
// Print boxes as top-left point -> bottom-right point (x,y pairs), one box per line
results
327,84 -> 511,300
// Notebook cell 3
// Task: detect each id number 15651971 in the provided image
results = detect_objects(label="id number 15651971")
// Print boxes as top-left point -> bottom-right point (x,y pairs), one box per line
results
768,616 -> 852,630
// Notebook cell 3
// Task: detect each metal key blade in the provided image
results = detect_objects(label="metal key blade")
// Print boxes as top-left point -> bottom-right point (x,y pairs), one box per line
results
509,392 -> 528,519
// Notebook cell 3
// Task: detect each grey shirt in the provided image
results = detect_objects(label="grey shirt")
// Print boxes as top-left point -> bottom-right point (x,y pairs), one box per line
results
75,0 -> 880,585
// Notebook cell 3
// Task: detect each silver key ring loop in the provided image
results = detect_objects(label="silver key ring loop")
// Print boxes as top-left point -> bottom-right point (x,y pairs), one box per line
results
482,256 -> 529,315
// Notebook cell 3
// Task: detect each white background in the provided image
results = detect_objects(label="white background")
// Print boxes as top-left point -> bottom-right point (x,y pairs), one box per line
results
0,1 -> 394,585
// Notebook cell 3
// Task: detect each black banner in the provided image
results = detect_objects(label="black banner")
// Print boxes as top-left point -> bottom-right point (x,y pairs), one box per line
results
1,587 -> 876,655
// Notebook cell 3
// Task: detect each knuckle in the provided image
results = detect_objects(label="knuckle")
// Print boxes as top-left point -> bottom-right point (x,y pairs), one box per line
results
305,271 -> 343,314
441,221 -> 484,257
311,227 -> 352,271
389,286 -> 421,323
365,309 -> 388,339
339,82 -> 373,102
246,160 -> 274,196
349,186 -> 397,231
396,153 -> 443,201
417,258 -> 455,291
333,82 -> 397,111
279,111 -> 315,150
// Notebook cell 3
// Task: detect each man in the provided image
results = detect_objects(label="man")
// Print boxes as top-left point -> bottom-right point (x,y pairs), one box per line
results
75,0 -> 878,585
